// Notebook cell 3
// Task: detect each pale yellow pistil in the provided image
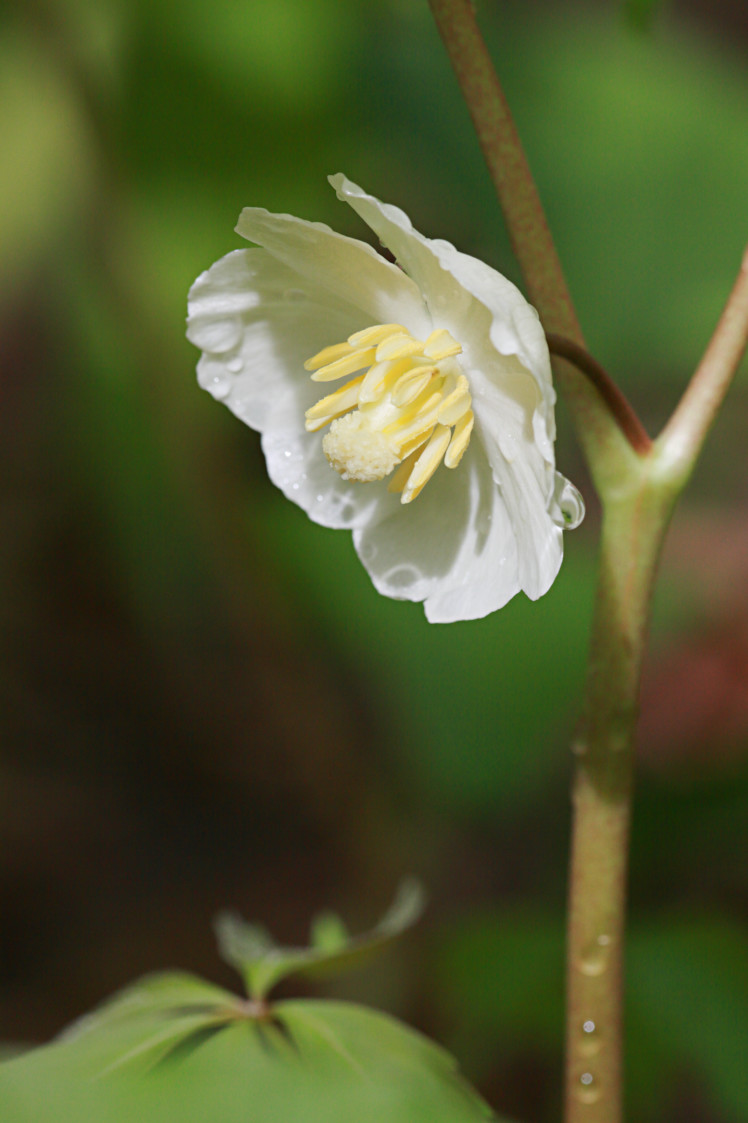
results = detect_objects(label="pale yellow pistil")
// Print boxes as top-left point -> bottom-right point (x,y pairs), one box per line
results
304,323 -> 474,504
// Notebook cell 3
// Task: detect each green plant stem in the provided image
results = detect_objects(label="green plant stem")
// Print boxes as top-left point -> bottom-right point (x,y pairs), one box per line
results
565,465 -> 671,1123
658,245 -> 748,483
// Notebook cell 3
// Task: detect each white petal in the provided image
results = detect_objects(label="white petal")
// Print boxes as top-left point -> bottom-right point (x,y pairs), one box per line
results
188,248 -> 380,530
478,418 -> 563,600
353,444 -> 521,623
235,206 -> 431,338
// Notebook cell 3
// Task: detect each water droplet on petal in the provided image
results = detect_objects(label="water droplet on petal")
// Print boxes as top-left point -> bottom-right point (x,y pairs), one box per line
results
204,374 -> 231,400
227,356 -> 243,373
386,565 -> 420,589
583,1020 -> 596,1034
551,473 -> 585,530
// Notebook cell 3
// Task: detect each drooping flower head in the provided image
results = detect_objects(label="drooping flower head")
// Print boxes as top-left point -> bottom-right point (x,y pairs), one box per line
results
187,175 -> 583,623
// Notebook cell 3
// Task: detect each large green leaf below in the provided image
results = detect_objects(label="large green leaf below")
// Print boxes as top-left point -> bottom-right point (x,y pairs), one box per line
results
0,972 -> 509,1123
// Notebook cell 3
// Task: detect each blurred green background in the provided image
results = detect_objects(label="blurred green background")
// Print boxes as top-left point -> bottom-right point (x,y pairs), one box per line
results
1,0 -> 747,1120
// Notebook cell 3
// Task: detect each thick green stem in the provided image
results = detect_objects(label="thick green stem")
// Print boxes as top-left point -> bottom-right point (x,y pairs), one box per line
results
565,470 -> 673,1123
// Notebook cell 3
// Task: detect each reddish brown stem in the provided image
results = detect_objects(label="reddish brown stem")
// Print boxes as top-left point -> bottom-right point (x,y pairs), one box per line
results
547,335 -> 652,457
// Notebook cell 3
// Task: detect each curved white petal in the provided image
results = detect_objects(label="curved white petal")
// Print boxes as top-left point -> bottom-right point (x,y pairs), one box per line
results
235,206 -> 431,339
353,443 -> 521,623
187,248 -> 381,529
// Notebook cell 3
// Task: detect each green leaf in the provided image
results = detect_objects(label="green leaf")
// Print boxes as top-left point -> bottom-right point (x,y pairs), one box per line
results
0,984 -> 509,1123
215,878 -> 426,1000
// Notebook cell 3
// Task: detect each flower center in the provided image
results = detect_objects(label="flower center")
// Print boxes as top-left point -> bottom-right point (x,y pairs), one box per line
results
303,323 -> 474,504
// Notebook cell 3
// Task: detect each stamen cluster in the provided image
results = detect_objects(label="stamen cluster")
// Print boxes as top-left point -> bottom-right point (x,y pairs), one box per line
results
304,323 -> 474,504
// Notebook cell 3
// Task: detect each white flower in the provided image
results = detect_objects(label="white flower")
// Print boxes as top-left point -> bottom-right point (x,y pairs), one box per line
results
187,175 -> 584,623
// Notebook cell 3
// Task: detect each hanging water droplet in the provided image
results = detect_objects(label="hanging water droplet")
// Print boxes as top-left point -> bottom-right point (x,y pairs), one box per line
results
580,1019 -> 601,1058
227,356 -> 243,373
550,473 -> 585,530
498,432 -> 517,462
205,374 -> 231,400
579,934 -> 612,976
575,1071 -> 600,1105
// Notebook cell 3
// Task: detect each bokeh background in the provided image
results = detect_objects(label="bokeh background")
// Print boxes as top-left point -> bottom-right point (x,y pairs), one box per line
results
1,0 -> 747,1120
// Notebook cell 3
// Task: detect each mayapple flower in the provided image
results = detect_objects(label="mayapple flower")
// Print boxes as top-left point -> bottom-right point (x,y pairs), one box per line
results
187,175 -> 584,623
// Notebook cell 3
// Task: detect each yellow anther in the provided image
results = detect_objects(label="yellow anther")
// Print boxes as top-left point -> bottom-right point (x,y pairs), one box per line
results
392,365 -> 436,407
401,425 -> 453,504
444,410 -> 474,468
304,341 -> 354,371
309,347 -> 376,382
437,374 -> 472,425
348,323 -> 405,348
375,333 -> 424,362
384,388 -> 442,445
305,376 -> 365,432
424,329 -> 462,361
359,357 -> 410,403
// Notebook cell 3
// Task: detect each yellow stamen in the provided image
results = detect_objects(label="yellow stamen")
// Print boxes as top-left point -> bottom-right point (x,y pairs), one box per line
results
392,365 -> 437,407
375,333 -> 424,362
348,323 -> 406,348
444,410 -> 474,468
309,347 -> 376,382
304,341 -> 354,371
401,425 -> 453,504
437,374 -> 471,425
387,447 -> 424,494
304,376 -> 365,431
424,329 -> 463,361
